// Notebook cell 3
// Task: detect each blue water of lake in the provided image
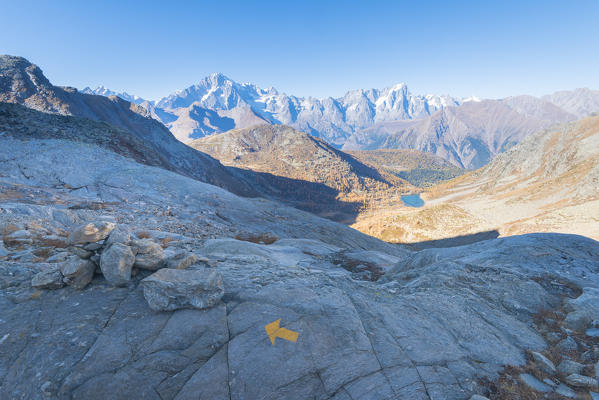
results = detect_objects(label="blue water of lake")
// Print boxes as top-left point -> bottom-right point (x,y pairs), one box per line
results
401,194 -> 424,207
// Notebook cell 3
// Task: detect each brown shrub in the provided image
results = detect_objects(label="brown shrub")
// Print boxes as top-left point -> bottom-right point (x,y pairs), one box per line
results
235,232 -> 278,245
136,231 -> 152,239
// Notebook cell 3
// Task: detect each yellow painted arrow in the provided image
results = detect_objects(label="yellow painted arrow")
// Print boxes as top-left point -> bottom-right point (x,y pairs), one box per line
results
265,319 -> 299,345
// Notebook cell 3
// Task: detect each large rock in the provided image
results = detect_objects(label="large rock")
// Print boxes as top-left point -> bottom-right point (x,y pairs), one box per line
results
132,239 -> 166,270
68,221 -> 116,245
60,257 -> 95,289
31,266 -> 64,289
104,225 -> 132,247
141,268 -> 224,311
100,243 -> 135,286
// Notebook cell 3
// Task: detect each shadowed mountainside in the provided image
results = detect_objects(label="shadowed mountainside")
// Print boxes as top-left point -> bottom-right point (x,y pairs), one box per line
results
191,124 -> 417,221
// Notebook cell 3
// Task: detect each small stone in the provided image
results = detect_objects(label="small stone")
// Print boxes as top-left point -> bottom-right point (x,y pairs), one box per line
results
60,257 -> 95,289
543,378 -> 558,388
590,391 -> 599,400
583,347 -> 599,363
68,221 -> 116,245
105,225 -> 132,247
565,373 -> 598,388
531,351 -> 556,374
68,246 -> 93,259
557,336 -> 578,353
469,396 -> 490,400
141,268 -> 224,311
45,252 -> 70,263
132,239 -> 165,270
0,241 -> 7,257
165,251 -> 198,270
31,266 -> 64,289
4,229 -> 33,247
100,243 -> 135,286
83,242 -> 103,251
555,383 -> 576,398
558,360 -> 584,376
40,380 -> 54,395
519,373 -> 552,392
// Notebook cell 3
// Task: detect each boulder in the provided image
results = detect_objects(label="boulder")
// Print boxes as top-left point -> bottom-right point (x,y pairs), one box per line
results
132,239 -> 165,270
557,336 -> 578,353
60,257 -> 96,289
583,347 -> 599,363
531,351 -> 556,374
104,225 -> 132,247
0,242 -> 8,257
141,268 -> 224,311
558,360 -> 584,376
565,374 -> 598,389
31,266 -> 64,289
100,243 -> 135,286
165,251 -> 198,270
83,242 -> 103,251
68,221 -> 116,245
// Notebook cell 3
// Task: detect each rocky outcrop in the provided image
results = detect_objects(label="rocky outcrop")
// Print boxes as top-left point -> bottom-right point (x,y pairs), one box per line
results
141,268 -> 224,311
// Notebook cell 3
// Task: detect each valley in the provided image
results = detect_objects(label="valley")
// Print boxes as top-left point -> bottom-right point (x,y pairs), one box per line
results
1,52 -> 599,400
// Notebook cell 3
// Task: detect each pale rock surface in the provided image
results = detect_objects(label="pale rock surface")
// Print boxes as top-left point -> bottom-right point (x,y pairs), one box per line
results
131,239 -> 166,270
68,221 -> 116,245
60,257 -> 95,289
141,268 -> 224,311
31,265 -> 64,289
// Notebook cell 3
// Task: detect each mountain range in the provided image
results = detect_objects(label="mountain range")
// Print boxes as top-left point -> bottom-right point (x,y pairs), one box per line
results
83,75 -> 599,169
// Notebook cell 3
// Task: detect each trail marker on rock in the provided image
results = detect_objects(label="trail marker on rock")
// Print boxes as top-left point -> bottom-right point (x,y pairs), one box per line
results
265,319 -> 299,345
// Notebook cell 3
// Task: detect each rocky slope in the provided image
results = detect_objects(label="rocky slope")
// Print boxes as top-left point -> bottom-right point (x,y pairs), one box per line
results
2,119 -> 599,399
190,125 -> 415,222
0,55 -> 255,197
542,88 -> 599,118
355,115 -> 599,243
343,98 -> 577,169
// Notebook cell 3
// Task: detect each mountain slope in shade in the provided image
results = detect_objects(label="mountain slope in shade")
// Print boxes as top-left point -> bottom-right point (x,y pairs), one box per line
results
352,115 -> 599,243
190,124 -> 416,221
542,88 -> 599,118
343,98 -> 577,169
0,55 -> 256,197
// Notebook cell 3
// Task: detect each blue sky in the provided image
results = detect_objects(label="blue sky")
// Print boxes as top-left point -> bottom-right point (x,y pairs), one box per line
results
2,0 -> 598,100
